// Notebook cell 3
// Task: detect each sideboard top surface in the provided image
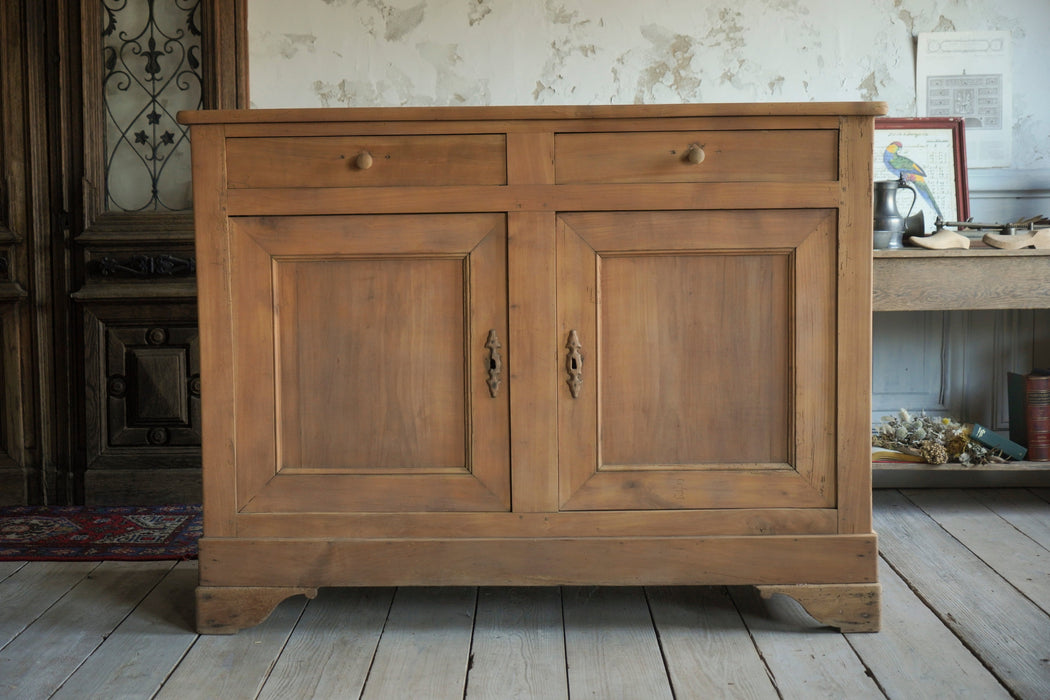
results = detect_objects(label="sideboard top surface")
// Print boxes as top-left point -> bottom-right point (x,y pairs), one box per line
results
178,101 -> 888,125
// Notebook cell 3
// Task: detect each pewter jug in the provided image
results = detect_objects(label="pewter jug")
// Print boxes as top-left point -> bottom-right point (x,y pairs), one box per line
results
872,175 -> 917,249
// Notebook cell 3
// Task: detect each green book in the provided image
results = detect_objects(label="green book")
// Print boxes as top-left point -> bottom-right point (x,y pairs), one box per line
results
969,422 -> 1028,461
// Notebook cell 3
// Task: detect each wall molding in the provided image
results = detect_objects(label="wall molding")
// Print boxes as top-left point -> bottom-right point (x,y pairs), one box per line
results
967,169 -> 1050,222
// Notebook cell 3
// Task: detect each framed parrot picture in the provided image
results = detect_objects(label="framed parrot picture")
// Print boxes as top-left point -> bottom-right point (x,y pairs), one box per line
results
874,117 -> 970,234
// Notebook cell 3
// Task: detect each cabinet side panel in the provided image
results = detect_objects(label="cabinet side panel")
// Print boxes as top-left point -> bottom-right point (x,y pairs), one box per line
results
191,125 -> 236,536
838,116 -> 875,534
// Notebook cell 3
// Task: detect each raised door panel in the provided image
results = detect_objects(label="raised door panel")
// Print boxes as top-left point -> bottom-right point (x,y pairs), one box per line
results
230,214 -> 510,513
557,209 -> 837,511
84,310 -> 201,460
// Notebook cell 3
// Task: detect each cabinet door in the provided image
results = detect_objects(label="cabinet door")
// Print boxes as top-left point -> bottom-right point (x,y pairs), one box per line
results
228,214 -> 510,513
557,210 -> 837,510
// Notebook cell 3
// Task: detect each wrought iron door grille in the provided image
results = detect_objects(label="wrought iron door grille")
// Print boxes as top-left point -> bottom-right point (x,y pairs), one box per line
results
102,0 -> 202,212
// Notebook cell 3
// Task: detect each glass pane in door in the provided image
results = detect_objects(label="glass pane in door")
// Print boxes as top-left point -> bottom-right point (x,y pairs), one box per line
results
102,0 -> 202,212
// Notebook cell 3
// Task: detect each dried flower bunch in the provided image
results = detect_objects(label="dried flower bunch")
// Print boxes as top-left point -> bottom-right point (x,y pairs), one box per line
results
871,409 -> 1005,466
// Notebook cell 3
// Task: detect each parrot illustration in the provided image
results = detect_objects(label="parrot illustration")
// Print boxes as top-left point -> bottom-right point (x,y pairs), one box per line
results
883,141 -> 943,219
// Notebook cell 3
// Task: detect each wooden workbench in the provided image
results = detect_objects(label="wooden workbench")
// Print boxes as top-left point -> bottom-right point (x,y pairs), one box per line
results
872,244 -> 1050,485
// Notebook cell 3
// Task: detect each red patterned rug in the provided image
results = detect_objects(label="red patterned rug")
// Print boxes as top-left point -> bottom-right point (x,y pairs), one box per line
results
0,505 -> 201,561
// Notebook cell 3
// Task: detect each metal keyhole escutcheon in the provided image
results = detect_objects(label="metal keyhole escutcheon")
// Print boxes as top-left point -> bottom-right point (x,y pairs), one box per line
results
566,330 -> 583,398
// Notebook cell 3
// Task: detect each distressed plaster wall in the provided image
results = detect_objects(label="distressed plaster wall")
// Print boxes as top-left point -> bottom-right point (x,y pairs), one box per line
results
248,0 -> 1049,176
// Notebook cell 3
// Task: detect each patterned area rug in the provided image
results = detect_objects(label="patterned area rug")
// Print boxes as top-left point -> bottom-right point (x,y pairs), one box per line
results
0,505 -> 201,561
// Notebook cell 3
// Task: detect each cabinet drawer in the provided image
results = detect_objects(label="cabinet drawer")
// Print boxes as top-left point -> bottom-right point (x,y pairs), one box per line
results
554,130 -> 838,184
226,134 -> 507,188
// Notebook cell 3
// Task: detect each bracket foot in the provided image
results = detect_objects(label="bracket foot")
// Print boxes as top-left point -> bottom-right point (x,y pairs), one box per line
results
756,583 -> 881,632
196,585 -> 318,634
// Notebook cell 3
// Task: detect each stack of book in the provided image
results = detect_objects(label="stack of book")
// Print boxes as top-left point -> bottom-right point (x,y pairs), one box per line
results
1008,369 -> 1050,462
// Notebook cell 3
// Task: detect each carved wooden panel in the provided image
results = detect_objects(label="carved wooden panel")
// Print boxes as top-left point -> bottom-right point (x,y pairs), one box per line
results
0,0 -> 35,503
83,303 -> 200,471
0,302 -> 26,506
0,305 -> 22,475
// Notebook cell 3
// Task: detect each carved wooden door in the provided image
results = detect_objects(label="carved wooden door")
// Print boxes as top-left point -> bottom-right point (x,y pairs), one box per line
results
557,209 -> 839,511
0,1 -> 39,504
0,0 -> 245,504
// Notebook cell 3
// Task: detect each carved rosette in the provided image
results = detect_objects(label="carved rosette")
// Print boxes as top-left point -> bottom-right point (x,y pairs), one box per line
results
146,327 -> 168,345
108,374 -> 128,398
147,427 -> 170,445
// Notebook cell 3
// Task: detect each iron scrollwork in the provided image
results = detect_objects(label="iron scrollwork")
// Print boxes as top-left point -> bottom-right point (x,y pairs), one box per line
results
97,253 -> 196,278
102,0 -> 202,212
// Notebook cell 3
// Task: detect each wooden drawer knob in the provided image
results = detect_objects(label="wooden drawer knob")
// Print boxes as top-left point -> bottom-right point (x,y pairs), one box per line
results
685,143 -> 705,164
355,151 -> 374,170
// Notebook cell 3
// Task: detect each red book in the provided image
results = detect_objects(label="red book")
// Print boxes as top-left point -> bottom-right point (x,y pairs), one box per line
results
1010,371 -> 1050,462
1028,374 -> 1050,462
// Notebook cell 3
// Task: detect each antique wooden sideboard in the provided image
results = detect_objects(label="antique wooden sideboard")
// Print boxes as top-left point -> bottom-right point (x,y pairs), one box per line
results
179,102 -> 887,634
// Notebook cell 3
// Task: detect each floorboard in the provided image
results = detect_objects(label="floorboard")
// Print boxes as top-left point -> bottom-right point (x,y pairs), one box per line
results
904,489 -> 1050,614
647,586 -> 779,699
0,561 -> 172,699
875,489 -> 1050,700
154,595 -> 307,700
50,561 -> 198,699
360,587 -> 476,700
1,489 -> 1048,699
845,558 -> 1011,699
731,586 -> 885,699
256,587 -> 393,700
973,488 -> 1050,549
562,586 -> 674,700
0,561 -> 25,578
466,587 -> 568,699
0,561 -> 98,650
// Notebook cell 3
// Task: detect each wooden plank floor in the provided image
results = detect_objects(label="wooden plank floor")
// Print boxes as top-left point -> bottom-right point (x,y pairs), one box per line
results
1,488 -> 1048,699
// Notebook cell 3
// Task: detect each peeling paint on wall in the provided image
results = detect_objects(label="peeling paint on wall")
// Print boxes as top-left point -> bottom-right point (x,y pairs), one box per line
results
382,1 -> 426,41
704,8 -> 746,51
467,0 -> 491,27
546,0 -> 583,27
632,25 -> 700,103
857,71 -> 880,101
253,31 -> 318,61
